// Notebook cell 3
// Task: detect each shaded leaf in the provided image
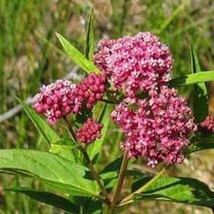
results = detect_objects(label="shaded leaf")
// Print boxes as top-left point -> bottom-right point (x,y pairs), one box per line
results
132,176 -> 214,209
186,136 -> 214,154
0,149 -> 99,197
85,8 -> 94,60
190,42 -> 208,122
56,33 -> 100,73
6,187 -> 79,213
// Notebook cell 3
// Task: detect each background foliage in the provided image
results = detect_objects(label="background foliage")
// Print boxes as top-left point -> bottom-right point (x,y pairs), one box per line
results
0,0 -> 214,213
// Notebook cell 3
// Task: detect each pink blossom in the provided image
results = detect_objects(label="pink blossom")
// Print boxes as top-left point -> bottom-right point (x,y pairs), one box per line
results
94,32 -> 173,97
33,80 -> 81,124
111,86 -> 197,167
75,73 -> 107,109
76,118 -> 103,144
199,116 -> 214,132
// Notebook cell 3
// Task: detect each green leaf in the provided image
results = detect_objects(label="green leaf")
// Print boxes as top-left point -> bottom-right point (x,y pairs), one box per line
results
87,104 -> 113,162
6,187 -> 79,213
0,149 -> 99,197
132,176 -> 214,209
169,71 -> 214,87
186,136 -> 214,154
17,98 -> 60,146
85,8 -> 94,60
56,33 -> 100,73
50,138 -> 80,163
190,42 -> 208,122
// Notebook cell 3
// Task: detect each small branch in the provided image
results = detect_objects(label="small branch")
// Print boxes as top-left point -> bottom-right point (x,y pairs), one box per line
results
63,116 -> 77,142
108,151 -> 129,213
63,117 -> 111,205
119,165 -> 170,207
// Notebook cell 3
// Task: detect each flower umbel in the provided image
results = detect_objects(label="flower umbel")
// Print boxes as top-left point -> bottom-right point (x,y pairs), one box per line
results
94,32 -> 173,97
111,86 -> 197,167
33,80 -> 81,124
75,73 -> 107,109
199,115 -> 214,132
77,118 -> 103,144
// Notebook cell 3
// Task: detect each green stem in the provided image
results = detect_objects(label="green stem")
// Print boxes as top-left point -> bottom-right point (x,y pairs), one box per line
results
63,117 -> 111,205
119,165 -> 170,207
108,151 -> 129,213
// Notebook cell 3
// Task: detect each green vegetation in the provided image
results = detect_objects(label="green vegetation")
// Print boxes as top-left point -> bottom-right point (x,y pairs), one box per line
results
1,0 -> 214,213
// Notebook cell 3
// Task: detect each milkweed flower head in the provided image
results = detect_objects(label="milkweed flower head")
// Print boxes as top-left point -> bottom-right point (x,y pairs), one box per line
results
76,118 -> 103,144
75,73 -> 107,109
33,80 -> 81,124
111,86 -> 197,167
199,116 -> 214,132
93,32 -> 173,97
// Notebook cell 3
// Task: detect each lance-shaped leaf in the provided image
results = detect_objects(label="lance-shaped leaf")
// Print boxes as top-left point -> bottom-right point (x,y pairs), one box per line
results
56,33 -> 100,73
132,176 -> 214,209
0,149 -> 99,197
190,42 -> 208,122
85,8 -> 94,60
6,187 -> 79,213
17,98 -> 60,146
186,135 -> 214,154
169,71 -> 214,87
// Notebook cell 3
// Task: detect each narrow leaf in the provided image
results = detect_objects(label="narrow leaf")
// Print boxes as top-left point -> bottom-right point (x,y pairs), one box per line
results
56,33 -> 100,73
132,176 -> 214,209
0,149 -> 99,197
85,8 -> 94,60
87,104 -> 113,162
186,136 -> 214,154
169,71 -> 214,87
190,42 -> 208,122
17,98 -> 60,146
6,187 -> 79,213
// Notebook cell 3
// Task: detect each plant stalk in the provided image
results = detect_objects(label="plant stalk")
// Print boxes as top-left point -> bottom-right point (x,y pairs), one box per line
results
119,165 -> 170,207
63,116 -> 111,205
108,151 -> 129,213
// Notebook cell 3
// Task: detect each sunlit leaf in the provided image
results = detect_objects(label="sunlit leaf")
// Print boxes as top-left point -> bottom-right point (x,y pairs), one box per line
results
132,176 -> 214,209
169,71 -> 214,87
56,33 -> 100,73
190,42 -> 208,122
0,149 -> 99,197
17,98 -> 60,146
85,8 -> 94,60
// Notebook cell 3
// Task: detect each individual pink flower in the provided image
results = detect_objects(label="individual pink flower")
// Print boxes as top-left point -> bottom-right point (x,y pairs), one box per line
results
199,116 -> 214,132
93,32 -> 173,97
111,86 -> 197,167
76,118 -> 103,144
33,80 -> 81,124
75,73 -> 107,109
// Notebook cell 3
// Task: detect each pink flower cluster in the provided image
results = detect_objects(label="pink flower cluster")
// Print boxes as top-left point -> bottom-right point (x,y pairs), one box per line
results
199,116 -> 214,132
94,32 -> 173,97
33,73 -> 106,124
76,118 -> 103,144
75,73 -> 106,109
33,80 -> 81,124
111,87 -> 197,167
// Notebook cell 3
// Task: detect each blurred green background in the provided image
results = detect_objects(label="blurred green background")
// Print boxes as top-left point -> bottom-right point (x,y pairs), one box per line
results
0,0 -> 214,213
